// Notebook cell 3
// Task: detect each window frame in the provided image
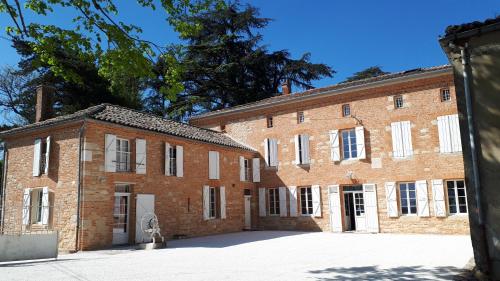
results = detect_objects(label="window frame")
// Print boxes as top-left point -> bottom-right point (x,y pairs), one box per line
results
267,116 -> 273,128
297,111 -> 305,124
243,158 -> 252,182
300,186 -> 313,216
113,184 -> 131,234
440,88 -> 451,102
342,104 -> 351,117
268,188 -> 280,216
169,146 -> 177,176
209,187 -> 217,219
394,95 -> 404,109
341,128 -> 358,160
447,180 -> 468,215
116,138 -> 131,172
399,182 -> 417,216
39,139 -> 47,175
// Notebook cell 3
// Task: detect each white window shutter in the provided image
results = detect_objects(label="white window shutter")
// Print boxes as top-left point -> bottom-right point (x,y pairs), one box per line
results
33,138 -> 42,176
437,116 -> 451,153
450,114 -> 462,152
330,130 -> 340,162
259,188 -> 266,217
165,142 -> 171,176
328,185 -> 342,232
22,188 -> 31,225
401,121 -> 413,156
239,156 -> 245,181
301,134 -> 310,164
45,136 -> 51,174
355,126 -> 366,159
176,145 -> 184,177
41,187 -> 50,225
289,186 -> 298,217
220,186 -> 226,219
432,179 -> 447,217
294,135 -> 300,164
391,122 -> 403,158
252,158 -> 260,182
312,185 -> 321,217
385,182 -> 399,217
105,134 -> 117,172
135,139 -> 146,174
363,184 -> 379,233
279,186 -> 287,217
270,139 -> 278,167
203,185 -> 210,220
416,180 -> 430,217
264,138 -> 269,166
208,151 -> 219,179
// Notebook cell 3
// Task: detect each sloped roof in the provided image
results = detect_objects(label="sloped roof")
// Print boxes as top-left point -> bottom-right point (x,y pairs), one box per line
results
0,104 -> 253,151
191,65 -> 452,120
444,16 -> 500,37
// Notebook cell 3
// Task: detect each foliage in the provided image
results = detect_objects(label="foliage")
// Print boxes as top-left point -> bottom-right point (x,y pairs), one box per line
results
343,66 -> 388,83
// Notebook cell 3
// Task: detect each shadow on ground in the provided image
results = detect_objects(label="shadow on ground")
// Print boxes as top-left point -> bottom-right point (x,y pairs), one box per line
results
308,265 -> 473,281
168,230 -> 307,249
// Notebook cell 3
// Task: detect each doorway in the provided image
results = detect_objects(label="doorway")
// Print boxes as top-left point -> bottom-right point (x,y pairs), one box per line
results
244,195 -> 251,230
343,186 -> 366,232
112,192 -> 130,245
135,194 -> 155,244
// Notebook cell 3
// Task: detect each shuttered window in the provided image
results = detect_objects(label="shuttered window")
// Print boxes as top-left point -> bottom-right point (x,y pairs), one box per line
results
265,138 -> 279,167
399,182 -> 417,215
437,114 -> 462,153
295,134 -> 310,165
300,187 -> 313,215
116,139 -> 130,172
209,187 -> 217,219
23,187 -> 52,226
391,121 -> 413,158
447,180 -> 467,214
268,188 -> 280,215
341,129 -> 357,159
169,146 -> 177,176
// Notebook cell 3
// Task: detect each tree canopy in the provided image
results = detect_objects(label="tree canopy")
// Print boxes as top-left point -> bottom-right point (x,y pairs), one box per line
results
343,66 -> 388,83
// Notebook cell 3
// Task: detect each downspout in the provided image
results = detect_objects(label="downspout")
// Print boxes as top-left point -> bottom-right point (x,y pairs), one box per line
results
0,144 -> 8,233
460,43 -> 484,225
75,120 -> 86,252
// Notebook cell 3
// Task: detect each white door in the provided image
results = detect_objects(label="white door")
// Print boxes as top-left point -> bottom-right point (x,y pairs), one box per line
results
135,194 -> 155,243
112,193 -> 130,245
244,195 -> 251,230
354,192 -> 367,232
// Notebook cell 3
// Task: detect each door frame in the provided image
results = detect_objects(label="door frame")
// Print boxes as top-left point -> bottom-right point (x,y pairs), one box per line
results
112,192 -> 131,245
342,186 -> 366,232
244,195 -> 251,230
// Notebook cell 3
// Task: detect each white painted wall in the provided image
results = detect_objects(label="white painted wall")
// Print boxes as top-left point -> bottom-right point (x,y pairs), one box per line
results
0,233 -> 58,262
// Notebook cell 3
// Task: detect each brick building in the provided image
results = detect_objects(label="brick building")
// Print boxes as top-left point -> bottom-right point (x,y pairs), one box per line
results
0,65 -> 469,251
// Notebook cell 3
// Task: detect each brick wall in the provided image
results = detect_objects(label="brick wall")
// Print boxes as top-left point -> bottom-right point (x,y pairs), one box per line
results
191,74 -> 470,235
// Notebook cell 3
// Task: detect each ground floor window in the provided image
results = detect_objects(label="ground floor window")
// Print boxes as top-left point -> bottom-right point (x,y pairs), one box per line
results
209,187 -> 217,219
268,188 -> 280,215
399,182 -> 416,215
300,187 -> 313,215
447,180 -> 467,214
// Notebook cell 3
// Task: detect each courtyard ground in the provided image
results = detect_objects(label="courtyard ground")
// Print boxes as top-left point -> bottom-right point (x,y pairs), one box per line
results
0,231 -> 473,280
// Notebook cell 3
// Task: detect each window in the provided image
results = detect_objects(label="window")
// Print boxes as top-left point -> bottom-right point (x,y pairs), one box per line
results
440,88 -> 451,102
297,111 -> 305,124
342,104 -> 351,117
116,139 -> 130,172
394,95 -> 404,109
39,139 -> 47,174
391,121 -> 413,158
265,138 -> 278,167
243,158 -> 252,181
399,182 -> 417,215
300,187 -> 313,215
33,189 -> 43,224
341,129 -> 357,159
295,134 -> 310,165
437,114 -> 462,153
268,188 -> 280,215
447,180 -> 467,214
267,116 -> 273,128
354,192 -> 365,216
209,187 -> 217,219
113,185 -> 130,234
169,146 -> 177,176
23,187 -> 53,227
220,123 -> 226,132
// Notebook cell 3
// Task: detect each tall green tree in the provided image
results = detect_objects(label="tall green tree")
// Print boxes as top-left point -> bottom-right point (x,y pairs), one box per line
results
161,2 -> 334,119
343,66 -> 389,83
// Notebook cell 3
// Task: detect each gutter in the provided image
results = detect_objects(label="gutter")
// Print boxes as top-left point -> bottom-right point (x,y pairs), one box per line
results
75,120 -> 86,252
0,144 -> 8,233
191,67 -> 452,121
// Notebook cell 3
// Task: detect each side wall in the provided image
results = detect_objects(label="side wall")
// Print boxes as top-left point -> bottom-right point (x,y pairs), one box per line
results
192,74 -> 469,234
79,121 -> 257,250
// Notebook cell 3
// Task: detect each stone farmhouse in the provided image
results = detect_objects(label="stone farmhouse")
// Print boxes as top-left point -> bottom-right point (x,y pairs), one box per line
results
0,65 -> 469,251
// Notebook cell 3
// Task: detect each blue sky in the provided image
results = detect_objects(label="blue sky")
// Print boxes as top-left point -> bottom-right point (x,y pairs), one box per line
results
0,0 -> 499,88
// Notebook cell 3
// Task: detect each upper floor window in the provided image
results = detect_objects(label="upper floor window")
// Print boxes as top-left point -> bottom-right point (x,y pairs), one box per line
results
394,95 -> 404,109
267,116 -> 273,128
341,129 -> 357,160
440,88 -> 451,102
265,138 -> 278,167
268,188 -> 280,215
33,136 -> 51,176
399,182 -> 417,215
116,138 -> 130,172
297,111 -> 305,124
447,180 -> 467,214
295,134 -> 310,165
342,104 -> 351,117
220,123 -> 226,132
244,158 -> 251,181
169,146 -> 177,176
437,114 -> 462,153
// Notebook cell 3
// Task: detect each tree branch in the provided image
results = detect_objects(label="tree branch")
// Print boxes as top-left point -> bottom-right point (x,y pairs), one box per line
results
1,0 -> 24,37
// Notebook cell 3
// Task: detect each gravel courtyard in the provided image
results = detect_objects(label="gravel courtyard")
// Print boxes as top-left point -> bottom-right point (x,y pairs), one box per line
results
0,231 -> 472,281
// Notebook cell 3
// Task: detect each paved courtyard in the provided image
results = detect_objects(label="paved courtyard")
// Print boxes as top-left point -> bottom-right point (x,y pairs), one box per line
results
0,231 -> 472,280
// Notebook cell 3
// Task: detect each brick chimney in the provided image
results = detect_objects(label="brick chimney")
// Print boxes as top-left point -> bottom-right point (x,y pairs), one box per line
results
281,79 -> 291,95
35,85 -> 54,122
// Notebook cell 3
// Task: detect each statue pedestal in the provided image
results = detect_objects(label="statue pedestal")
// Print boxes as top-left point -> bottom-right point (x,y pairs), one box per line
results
136,241 -> 166,250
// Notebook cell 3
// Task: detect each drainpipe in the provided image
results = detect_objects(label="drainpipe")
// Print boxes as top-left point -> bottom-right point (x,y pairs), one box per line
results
0,144 -> 8,233
460,43 -> 484,225
75,121 -> 86,252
